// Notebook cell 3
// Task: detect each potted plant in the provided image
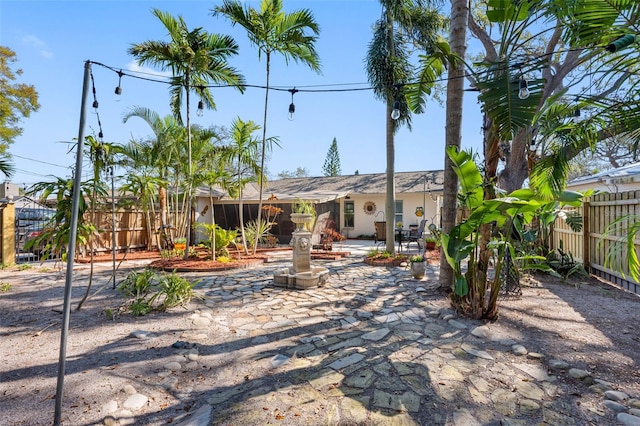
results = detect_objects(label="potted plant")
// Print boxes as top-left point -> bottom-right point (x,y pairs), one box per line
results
174,237 -> 187,251
291,199 -> 316,231
424,235 -> 439,250
409,254 -> 426,279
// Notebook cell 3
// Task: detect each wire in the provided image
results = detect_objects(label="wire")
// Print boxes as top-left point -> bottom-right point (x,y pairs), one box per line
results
11,154 -> 69,169
89,45 -> 599,94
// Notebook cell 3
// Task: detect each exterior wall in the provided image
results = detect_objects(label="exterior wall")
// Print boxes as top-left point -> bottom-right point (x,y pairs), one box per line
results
194,192 -> 443,243
338,193 -> 440,238
567,179 -> 640,194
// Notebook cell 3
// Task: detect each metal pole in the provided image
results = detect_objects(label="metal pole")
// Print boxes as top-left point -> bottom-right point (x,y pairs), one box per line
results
423,176 -> 426,216
54,60 -> 91,426
111,166 -> 116,289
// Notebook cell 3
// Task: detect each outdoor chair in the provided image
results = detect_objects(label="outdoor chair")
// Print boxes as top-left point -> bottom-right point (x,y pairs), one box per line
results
405,219 -> 426,251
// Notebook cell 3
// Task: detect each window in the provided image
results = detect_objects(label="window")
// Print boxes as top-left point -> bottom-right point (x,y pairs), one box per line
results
344,201 -> 354,228
395,200 -> 403,227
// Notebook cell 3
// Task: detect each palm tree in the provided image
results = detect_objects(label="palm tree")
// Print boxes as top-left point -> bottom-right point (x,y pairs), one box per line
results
439,0 -> 469,290
129,8 -> 245,255
221,117 -> 262,254
365,0 -> 447,253
212,0 -> 321,254
123,107 -> 181,246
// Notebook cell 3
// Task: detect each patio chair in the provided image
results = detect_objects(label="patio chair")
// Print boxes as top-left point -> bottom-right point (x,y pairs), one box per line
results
405,219 -> 426,251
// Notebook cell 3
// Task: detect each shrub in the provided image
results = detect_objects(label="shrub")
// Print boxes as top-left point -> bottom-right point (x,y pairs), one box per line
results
117,269 -> 199,316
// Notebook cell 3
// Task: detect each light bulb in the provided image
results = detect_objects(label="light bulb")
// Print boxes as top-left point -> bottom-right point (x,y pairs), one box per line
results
92,100 -> 99,114
518,78 -> 530,100
114,86 -> 122,102
288,103 -> 295,121
196,100 -> 204,117
391,100 -> 401,120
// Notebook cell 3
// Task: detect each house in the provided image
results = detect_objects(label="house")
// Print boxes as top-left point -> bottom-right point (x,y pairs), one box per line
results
193,170 -> 444,244
567,162 -> 640,193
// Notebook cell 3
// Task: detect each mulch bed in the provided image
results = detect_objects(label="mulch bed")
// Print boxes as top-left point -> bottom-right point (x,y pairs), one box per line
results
76,246 -> 351,272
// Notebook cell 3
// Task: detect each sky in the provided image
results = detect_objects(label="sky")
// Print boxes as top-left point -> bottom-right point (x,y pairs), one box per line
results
0,0 -> 484,190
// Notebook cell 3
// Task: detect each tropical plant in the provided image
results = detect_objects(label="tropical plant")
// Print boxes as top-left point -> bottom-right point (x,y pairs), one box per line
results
196,223 -> 237,257
77,135 -> 120,310
117,269 -> 199,316
365,0 -> 448,254
212,0 -> 321,255
154,271 -> 199,311
441,146 -> 584,319
409,254 -> 425,263
219,117 -> 263,254
122,107 -> 182,244
242,218 -> 274,249
129,8 -> 245,256
292,198 -> 316,215
25,177 -> 103,263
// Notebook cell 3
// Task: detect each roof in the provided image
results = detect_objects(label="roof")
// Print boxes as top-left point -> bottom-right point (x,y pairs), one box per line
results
568,162 -> 640,186
195,170 -> 445,203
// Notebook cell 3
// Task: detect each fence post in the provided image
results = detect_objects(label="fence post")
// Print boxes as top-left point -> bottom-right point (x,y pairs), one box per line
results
0,202 -> 15,265
583,200 -> 590,273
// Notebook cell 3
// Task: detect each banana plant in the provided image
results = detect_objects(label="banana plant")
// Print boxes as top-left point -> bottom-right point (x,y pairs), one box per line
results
441,146 -> 585,319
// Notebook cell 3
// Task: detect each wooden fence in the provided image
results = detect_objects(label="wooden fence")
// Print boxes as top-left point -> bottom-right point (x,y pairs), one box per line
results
551,190 -> 640,295
84,209 -> 187,255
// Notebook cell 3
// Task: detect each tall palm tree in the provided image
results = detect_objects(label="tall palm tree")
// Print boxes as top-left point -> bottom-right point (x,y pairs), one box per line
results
365,0 -> 447,253
439,0 -> 469,290
212,0 -> 321,254
129,8 -> 245,255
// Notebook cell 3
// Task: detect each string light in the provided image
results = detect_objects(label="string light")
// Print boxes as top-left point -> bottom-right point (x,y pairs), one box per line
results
114,69 -> 123,101
518,76 -> 530,100
288,88 -> 298,120
391,100 -> 401,120
391,84 -> 402,120
196,100 -> 204,117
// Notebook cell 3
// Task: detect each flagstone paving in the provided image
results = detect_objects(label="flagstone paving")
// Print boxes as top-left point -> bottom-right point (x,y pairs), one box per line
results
99,248 -> 640,426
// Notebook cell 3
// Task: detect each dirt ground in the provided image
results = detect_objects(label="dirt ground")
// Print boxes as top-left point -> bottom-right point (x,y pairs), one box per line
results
1,256 -> 639,425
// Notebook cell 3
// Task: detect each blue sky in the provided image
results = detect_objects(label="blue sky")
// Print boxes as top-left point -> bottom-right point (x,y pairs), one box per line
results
1,0 -> 484,189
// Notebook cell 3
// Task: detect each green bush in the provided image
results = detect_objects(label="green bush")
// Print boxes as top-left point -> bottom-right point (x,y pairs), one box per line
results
117,269 -> 199,316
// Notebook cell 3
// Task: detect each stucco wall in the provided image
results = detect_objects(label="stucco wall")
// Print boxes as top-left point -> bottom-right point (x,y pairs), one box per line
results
338,193 -> 440,238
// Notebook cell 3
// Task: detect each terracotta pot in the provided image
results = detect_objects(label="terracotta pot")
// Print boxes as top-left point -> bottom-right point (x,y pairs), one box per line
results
174,242 -> 186,251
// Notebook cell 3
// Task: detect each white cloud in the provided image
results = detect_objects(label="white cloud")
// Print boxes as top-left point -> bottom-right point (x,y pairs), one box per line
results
22,35 -> 44,47
22,35 -> 53,59
126,60 -> 172,78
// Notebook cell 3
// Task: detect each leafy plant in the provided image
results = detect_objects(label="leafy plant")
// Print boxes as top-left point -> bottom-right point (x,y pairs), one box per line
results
242,219 -> 273,249
0,282 -> 11,292
154,271 -> 199,311
117,269 -> 199,316
410,255 -> 425,263
546,242 -> 588,280
441,146 -> 584,319
293,198 -> 316,215
118,269 -> 156,299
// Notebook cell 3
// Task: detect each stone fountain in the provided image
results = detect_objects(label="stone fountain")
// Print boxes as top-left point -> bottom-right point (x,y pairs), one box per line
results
273,213 -> 329,289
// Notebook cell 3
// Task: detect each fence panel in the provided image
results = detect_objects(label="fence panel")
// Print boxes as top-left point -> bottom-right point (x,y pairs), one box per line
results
552,190 -> 640,295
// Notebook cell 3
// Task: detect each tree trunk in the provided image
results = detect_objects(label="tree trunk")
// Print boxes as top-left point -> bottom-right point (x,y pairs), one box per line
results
498,127 -> 530,193
385,10 -> 396,254
254,53 -> 271,255
440,0 -> 469,290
